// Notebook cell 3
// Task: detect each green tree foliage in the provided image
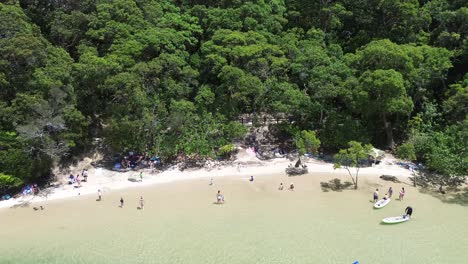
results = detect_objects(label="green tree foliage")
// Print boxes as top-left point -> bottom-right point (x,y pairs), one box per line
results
396,143 -> 417,161
357,69 -> 413,149
333,141 -> 373,189
0,173 -> 23,193
295,130 -> 320,156
0,0 -> 466,193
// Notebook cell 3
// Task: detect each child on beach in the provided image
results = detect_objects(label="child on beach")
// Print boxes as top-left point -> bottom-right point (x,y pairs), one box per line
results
249,176 -> 254,182
399,187 -> 405,200
216,190 -> 224,204
289,183 -> 295,191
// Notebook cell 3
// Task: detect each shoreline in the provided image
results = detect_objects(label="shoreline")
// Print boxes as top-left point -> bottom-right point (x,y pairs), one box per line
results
0,150 -> 414,210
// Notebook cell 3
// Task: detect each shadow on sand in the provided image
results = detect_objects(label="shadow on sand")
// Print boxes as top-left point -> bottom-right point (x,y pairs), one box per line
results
320,178 -> 353,192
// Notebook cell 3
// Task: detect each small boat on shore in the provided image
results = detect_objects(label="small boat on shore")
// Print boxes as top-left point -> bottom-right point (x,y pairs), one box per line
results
382,216 -> 410,224
374,198 -> 391,208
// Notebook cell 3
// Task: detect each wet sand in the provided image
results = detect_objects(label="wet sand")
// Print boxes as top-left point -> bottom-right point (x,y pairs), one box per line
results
1,172 -> 467,264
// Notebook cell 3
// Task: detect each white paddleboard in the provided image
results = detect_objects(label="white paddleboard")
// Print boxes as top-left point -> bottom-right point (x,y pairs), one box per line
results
374,198 -> 391,208
382,216 -> 410,224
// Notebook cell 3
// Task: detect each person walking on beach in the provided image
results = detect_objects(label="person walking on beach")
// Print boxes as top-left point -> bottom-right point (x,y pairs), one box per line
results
97,189 -> 102,201
386,187 -> 393,198
209,178 -> 213,186
278,183 -> 284,190
373,189 -> 379,202
139,171 -> 143,182
139,196 -> 144,209
399,187 -> 405,200
120,197 -> 124,208
289,183 -> 295,191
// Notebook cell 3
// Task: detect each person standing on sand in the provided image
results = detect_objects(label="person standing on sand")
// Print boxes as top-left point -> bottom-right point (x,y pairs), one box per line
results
289,183 -> 295,191
373,189 -> 379,202
120,197 -> 124,208
399,187 -> 405,200
278,183 -> 284,190
97,189 -> 102,201
209,178 -> 213,186
139,196 -> 144,209
139,171 -> 143,182
83,169 -> 88,182
386,187 -> 393,198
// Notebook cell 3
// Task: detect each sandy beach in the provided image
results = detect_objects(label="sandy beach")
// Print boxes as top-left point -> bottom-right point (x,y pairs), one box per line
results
0,148 -> 413,209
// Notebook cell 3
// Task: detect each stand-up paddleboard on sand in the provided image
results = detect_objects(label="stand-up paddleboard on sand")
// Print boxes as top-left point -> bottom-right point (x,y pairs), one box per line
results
382,216 -> 410,224
374,198 -> 391,208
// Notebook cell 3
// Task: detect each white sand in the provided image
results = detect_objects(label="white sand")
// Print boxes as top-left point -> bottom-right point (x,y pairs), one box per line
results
0,148 -> 413,209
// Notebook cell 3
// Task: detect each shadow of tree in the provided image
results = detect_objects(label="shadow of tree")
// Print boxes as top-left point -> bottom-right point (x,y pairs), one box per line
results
414,172 -> 468,206
11,200 -> 31,208
419,186 -> 468,206
320,178 -> 353,192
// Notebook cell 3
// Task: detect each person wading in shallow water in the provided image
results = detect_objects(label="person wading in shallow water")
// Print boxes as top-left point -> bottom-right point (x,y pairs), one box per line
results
404,206 -> 413,218
399,187 -> 405,200
386,187 -> 393,198
373,189 -> 379,202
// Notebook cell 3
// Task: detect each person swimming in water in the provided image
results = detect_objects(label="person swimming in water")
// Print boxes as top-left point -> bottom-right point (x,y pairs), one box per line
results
404,206 -> 413,218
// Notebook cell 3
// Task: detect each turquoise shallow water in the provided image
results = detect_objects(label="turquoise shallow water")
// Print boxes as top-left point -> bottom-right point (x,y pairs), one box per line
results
0,174 -> 467,264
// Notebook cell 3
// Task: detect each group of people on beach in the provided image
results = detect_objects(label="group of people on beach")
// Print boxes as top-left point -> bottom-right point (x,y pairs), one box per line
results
68,169 -> 89,187
373,186 -> 405,202
96,189 -> 144,210
214,176 -> 296,204
373,186 -> 413,217
278,182 -> 294,191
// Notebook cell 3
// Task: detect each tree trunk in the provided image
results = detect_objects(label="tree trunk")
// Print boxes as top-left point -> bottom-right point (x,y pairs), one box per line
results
383,113 -> 395,149
355,167 -> 359,189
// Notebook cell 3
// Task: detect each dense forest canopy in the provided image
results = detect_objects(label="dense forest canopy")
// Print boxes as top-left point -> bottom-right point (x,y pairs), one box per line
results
0,0 -> 466,191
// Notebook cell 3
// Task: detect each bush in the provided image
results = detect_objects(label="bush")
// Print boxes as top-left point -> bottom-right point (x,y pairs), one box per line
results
396,143 -> 416,161
0,173 -> 23,193
218,144 -> 236,158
